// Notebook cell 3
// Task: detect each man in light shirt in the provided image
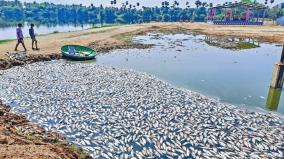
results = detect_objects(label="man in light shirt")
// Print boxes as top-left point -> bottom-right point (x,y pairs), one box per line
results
14,23 -> 27,52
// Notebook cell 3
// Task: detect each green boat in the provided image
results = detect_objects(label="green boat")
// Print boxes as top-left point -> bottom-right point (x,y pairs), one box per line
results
61,45 -> 96,61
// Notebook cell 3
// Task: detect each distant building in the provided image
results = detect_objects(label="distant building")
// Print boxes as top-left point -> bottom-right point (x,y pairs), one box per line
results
276,16 -> 284,26
208,0 -> 266,25
275,3 -> 284,9
275,3 -> 284,26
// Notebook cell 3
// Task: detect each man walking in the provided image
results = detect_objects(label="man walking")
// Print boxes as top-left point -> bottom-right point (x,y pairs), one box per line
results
29,24 -> 39,50
15,23 -> 27,51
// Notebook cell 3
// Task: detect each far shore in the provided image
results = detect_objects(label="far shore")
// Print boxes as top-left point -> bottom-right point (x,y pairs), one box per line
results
0,22 -> 284,61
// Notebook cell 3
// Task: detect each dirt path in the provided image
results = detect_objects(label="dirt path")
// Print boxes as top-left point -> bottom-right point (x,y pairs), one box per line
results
0,24 -> 149,60
1,22 -> 284,61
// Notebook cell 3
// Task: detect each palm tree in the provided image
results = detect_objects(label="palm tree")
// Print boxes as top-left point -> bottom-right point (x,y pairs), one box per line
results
270,0 -> 275,23
193,0 -> 202,22
186,2 -> 190,9
100,4 -> 104,26
165,1 -> 169,8
174,1 -> 179,7
195,0 -> 201,8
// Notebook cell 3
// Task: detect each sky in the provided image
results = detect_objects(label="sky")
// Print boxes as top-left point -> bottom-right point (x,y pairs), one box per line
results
18,0 -> 279,8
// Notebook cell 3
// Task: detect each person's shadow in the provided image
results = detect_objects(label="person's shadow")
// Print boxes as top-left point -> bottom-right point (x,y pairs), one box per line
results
32,48 -> 40,51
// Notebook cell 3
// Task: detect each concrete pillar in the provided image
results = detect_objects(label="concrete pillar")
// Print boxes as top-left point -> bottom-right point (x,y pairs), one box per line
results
270,46 -> 284,88
266,46 -> 284,111
270,62 -> 284,88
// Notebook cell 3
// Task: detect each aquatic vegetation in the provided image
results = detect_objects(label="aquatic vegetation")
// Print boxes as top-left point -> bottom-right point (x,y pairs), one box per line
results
237,41 -> 259,49
205,36 -> 259,50
70,144 -> 90,159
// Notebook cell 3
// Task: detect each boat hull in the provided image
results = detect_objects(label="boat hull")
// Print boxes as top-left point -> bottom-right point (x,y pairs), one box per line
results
61,45 -> 96,61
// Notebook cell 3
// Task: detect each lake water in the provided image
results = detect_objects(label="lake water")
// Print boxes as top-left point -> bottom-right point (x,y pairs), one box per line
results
96,33 -> 284,115
0,22 -> 95,40
0,32 -> 283,158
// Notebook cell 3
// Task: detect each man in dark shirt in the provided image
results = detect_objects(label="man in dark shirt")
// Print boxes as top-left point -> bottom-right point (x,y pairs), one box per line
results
29,24 -> 39,50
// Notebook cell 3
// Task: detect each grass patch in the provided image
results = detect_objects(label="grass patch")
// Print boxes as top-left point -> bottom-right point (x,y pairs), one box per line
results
67,28 -> 118,38
70,144 -> 89,159
93,28 -> 117,34
26,134 -> 42,141
42,137 -> 60,143
92,23 -> 121,29
26,133 -> 63,144
206,40 -> 259,50
114,33 -> 133,43
0,39 -> 13,44
205,41 -> 219,47
236,41 -> 259,49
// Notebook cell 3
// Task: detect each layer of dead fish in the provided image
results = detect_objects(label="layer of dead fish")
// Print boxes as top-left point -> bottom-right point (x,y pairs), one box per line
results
0,61 -> 283,159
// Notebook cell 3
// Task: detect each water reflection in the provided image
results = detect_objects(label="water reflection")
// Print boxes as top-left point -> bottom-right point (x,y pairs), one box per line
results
266,87 -> 282,111
205,35 -> 260,50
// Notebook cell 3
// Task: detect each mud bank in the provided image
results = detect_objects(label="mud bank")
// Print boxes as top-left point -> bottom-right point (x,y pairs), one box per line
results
0,53 -> 61,70
0,102 -> 91,159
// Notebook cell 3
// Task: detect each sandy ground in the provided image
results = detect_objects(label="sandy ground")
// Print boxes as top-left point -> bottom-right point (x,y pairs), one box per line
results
1,22 -> 284,60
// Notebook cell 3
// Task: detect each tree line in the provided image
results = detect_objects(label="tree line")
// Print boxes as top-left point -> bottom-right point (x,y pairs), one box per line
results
0,0 -> 209,27
0,0 -> 283,27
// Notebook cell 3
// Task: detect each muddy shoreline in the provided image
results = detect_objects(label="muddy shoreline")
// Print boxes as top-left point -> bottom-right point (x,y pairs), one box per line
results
0,53 -> 62,70
0,102 -> 91,159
